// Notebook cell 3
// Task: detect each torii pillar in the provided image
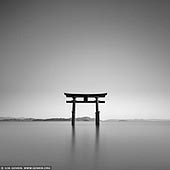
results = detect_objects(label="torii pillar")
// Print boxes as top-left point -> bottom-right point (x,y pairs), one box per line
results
72,97 -> 76,126
64,93 -> 107,126
95,97 -> 100,126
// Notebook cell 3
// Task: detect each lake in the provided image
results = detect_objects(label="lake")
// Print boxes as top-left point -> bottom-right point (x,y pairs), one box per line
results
0,121 -> 170,170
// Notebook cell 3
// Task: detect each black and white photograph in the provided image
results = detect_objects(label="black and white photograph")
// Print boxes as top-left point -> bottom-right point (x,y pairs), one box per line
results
0,0 -> 170,170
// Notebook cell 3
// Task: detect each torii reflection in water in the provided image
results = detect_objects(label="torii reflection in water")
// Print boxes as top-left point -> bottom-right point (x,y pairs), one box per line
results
71,125 -> 100,154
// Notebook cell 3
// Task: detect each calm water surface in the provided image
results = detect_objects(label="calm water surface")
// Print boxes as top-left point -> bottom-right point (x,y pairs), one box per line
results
0,121 -> 170,170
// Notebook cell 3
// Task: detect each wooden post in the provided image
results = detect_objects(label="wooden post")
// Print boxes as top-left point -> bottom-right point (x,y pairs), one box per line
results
72,97 -> 76,126
95,97 -> 100,126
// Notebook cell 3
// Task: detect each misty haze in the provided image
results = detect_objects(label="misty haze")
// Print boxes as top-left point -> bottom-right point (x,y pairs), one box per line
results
0,0 -> 170,170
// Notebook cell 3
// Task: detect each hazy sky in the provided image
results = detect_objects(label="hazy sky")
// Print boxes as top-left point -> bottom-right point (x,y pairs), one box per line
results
0,0 -> 170,119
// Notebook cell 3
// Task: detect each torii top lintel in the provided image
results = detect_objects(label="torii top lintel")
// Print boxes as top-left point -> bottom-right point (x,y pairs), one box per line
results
64,93 -> 107,98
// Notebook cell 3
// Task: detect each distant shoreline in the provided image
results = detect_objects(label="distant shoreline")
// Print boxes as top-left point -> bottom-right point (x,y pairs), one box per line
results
0,116 -> 94,122
0,117 -> 169,122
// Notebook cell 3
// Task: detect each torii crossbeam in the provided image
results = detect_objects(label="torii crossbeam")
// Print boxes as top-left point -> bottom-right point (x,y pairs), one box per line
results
64,93 -> 107,126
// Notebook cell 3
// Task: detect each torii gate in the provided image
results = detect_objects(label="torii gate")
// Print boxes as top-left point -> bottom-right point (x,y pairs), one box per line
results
64,93 -> 107,126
